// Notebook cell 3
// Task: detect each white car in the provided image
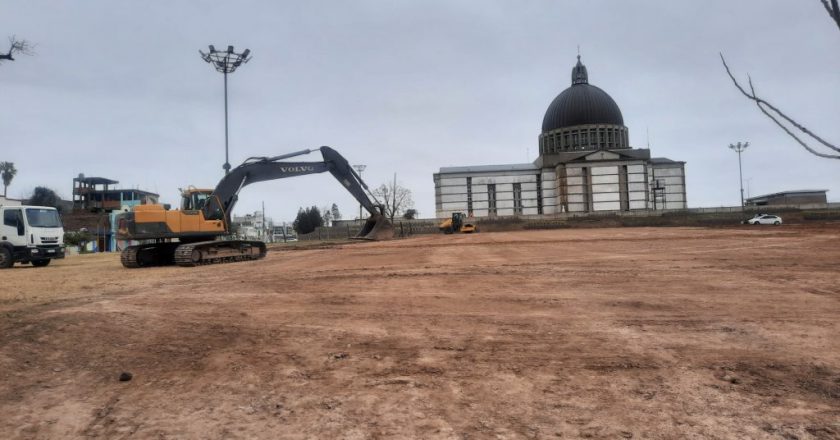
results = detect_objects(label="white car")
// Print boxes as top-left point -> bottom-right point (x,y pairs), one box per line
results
747,214 -> 782,225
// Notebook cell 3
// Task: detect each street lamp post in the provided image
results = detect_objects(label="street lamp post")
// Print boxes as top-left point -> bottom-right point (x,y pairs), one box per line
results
352,164 -> 367,220
200,45 -> 252,175
728,141 -> 749,208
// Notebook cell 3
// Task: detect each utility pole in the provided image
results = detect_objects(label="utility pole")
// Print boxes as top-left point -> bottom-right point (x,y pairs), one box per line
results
392,172 -> 397,222
200,45 -> 252,175
261,200 -> 266,242
352,164 -> 366,221
728,141 -> 749,209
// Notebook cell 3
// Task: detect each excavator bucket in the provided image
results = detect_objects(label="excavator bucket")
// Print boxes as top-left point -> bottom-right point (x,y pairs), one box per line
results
354,213 -> 395,240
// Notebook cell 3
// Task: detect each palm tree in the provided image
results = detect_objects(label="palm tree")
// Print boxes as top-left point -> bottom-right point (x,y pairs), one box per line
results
1,162 -> 18,197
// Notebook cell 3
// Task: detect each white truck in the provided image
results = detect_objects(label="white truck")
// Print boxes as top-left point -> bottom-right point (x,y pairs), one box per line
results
0,205 -> 65,268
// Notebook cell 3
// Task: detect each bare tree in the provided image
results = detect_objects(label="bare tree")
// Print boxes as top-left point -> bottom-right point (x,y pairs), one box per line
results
720,1 -> 839,159
372,180 -> 414,222
0,36 -> 34,64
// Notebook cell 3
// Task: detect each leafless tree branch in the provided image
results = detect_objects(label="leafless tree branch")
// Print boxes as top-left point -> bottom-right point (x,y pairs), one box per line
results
821,0 -> 840,31
0,35 -> 35,63
372,182 -> 414,222
720,53 -> 840,160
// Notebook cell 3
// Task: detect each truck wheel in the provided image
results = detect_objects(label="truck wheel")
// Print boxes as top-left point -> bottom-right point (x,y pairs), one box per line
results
0,247 -> 13,269
31,259 -> 51,267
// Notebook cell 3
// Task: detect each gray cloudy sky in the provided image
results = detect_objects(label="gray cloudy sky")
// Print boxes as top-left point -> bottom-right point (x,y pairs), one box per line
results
2,1 -> 838,222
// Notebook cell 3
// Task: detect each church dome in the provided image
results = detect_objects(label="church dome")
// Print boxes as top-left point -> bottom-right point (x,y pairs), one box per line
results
541,56 -> 624,133
538,56 -> 630,154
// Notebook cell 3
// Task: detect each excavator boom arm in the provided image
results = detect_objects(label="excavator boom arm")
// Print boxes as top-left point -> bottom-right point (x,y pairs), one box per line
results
202,146 -> 384,227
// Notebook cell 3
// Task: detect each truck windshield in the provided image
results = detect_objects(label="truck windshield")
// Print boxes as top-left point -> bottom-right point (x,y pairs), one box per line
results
25,208 -> 62,228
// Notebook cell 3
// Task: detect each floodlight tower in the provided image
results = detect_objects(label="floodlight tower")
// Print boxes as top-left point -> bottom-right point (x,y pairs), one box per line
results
728,141 -> 749,208
200,45 -> 252,175
353,164 -> 367,220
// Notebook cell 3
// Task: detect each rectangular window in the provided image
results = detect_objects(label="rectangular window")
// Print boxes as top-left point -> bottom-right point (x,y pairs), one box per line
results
4,209 -> 21,227
581,167 -> 591,212
619,165 -> 629,211
487,184 -> 497,216
513,183 -> 522,215
25,208 -> 62,228
536,174 -> 543,214
466,177 -> 473,216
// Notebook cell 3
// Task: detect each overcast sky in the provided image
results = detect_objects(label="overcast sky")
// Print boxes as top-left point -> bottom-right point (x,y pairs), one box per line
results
2,1 -> 838,222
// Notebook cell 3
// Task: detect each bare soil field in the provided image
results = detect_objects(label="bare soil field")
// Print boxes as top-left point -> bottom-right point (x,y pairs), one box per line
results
1,225 -> 839,439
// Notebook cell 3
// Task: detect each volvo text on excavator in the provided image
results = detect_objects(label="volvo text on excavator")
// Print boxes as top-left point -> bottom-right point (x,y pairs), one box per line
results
115,146 -> 393,268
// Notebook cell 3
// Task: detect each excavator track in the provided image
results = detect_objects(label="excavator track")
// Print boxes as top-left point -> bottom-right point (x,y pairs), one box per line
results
174,240 -> 266,267
120,246 -> 141,268
120,243 -> 179,268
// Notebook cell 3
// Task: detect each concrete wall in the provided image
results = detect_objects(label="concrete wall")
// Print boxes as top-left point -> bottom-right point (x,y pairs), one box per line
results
0,196 -> 22,206
434,169 -> 541,218
435,159 -> 688,218
307,204 -> 840,241
649,163 -> 687,210
559,161 -> 649,213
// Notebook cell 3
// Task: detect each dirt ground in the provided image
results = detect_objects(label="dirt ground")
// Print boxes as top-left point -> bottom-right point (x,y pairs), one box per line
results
1,225 -> 839,439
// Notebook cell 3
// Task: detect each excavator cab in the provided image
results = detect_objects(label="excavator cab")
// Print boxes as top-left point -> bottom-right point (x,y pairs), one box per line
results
180,188 -> 213,211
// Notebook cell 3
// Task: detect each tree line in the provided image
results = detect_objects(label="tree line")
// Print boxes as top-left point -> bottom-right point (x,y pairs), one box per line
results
291,180 -> 418,235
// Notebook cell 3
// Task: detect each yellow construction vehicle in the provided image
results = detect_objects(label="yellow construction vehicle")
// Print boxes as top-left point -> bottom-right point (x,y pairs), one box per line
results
115,146 -> 393,268
438,212 -> 477,234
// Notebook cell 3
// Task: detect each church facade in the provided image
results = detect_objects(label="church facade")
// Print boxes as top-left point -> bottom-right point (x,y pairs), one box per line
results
434,57 -> 686,218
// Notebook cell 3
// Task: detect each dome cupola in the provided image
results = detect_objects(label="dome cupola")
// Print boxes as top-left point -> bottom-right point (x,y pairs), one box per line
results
539,56 -> 630,155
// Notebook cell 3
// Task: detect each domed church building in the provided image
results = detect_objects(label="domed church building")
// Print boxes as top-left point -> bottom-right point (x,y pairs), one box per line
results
434,56 -> 687,218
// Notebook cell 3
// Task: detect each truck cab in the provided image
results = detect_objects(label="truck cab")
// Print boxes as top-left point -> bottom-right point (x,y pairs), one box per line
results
0,205 -> 65,268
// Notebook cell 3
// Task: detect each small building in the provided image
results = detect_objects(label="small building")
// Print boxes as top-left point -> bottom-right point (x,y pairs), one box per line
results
73,175 -> 159,212
272,224 -> 297,242
0,196 -> 22,206
745,190 -> 828,207
231,211 -> 275,242
434,56 -> 687,218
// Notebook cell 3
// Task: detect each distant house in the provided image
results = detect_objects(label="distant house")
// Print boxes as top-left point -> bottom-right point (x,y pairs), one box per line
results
0,196 -> 22,206
231,211 -> 275,242
72,175 -> 159,212
65,175 -> 159,253
745,190 -> 828,207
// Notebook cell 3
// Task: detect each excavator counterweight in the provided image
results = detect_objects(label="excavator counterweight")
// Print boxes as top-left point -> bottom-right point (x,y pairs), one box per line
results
116,146 -> 392,268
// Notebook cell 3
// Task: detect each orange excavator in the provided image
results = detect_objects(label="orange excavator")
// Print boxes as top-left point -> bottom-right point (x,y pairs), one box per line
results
115,146 -> 393,268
